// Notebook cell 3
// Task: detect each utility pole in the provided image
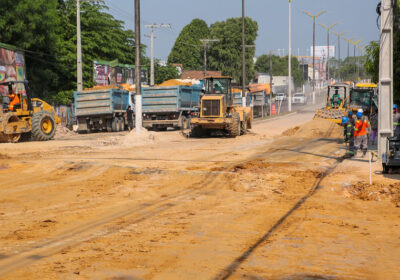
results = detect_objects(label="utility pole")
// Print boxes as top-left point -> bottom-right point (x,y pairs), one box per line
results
200,39 -> 219,76
319,23 -> 337,82
332,30 -> 346,81
135,0 -> 142,134
145,24 -> 171,86
241,0 -> 246,107
378,0 -> 394,156
269,51 -> 273,116
288,0 -> 292,112
76,0 -> 83,91
303,10 -> 326,104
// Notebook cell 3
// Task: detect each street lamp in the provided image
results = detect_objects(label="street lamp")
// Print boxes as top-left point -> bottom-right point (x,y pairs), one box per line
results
331,30 -> 347,81
303,10 -> 326,104
350,39 -> 362,81
241,0 -> 246,107
288,0 -> 292,112
319,22 -> 337,82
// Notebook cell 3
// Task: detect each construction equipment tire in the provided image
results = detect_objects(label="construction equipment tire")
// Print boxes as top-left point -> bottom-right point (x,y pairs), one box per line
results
191,126 -> 203,138
119,117 -> 125,131
112,117 -> 118,132
106,119 -> 112,132
31,111 -> 56,141
228,112 -> 240,137
240,120 -> 247,135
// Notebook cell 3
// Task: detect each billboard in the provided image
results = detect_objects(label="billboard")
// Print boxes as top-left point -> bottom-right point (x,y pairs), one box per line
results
310,46 -> 335,58
0,44 -> 26,97
93,60 -> 148,86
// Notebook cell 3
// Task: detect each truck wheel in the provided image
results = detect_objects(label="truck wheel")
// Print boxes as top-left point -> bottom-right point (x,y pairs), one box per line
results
180,116 -> 187,130
31,111 -> 56,141
119,117 -> 125,131
228,112 -> 240,137
186,117 -> 191,130
106,119 -> 112,132
112,117 -> 118,132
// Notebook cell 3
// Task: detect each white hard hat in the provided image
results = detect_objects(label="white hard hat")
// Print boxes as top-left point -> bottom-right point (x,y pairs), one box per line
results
357,109 -> 363,113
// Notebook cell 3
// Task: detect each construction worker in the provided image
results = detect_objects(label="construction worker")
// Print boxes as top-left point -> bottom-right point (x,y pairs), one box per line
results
331,89 -> 341,108
354,111 -> 370,157
8,90 -> 20,111
393,104 -> 400,137
126,105 -> 134,131
342,116 -> 355,157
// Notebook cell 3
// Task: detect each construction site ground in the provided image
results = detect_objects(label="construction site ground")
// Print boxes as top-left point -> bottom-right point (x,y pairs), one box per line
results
0,106 -> 399,280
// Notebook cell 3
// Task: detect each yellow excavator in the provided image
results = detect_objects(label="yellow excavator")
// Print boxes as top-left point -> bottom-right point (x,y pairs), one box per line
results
190,76 -> 252,137
0,81 -> 60,143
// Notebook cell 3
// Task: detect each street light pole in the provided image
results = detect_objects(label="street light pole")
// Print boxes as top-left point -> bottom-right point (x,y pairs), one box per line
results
145,24 -> 171,86
332,30 -> 347,81
288,0 -> 292,112
303,10 -> 326,104
319,23 -> 337,82
135,0 -> 142,134
76,0 -> 83,91
241,0 -> 246,107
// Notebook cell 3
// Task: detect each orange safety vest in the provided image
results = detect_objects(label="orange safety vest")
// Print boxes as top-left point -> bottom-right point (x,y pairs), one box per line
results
354,119 -> 369,137
8,93 -> 20,111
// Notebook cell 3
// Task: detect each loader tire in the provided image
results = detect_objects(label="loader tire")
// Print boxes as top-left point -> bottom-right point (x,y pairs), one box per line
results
191,126 -> 203,138
31,111 -> 56,141
228,112 -> 240,138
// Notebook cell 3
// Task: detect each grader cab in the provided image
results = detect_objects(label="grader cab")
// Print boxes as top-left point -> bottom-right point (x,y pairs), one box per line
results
0,81 -> 60,143
190,76 -> 252,137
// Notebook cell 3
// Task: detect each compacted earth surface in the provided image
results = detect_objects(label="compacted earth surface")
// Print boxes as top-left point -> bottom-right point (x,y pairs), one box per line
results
0,107 -> 399,280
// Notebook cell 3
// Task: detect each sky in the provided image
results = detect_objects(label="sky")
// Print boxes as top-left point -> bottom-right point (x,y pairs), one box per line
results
104,0 -> 380,61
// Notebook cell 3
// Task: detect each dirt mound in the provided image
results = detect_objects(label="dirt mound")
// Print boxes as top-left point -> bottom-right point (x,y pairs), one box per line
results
0,153 -> 11,159
281,119 -> 343,139
282,126 -> 300,136
345,181 -> 400,206
121,128 -> 156,147
54,125 -> 75,139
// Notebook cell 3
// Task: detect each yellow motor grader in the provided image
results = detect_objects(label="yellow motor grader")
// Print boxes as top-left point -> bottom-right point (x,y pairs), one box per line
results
0,81 -> 60,143
190,76 -> 252,137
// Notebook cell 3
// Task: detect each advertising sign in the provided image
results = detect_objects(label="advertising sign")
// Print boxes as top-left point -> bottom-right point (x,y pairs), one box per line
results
93,60 -> 148,86
310,46 -> 335,58
0,44 -> 26,97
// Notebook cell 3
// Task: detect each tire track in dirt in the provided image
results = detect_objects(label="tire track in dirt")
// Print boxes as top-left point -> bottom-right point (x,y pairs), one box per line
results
0,122 -> 340,277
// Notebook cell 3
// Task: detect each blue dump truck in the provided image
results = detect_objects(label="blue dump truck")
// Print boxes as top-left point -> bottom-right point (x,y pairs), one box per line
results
141,85 -> 202,130
74,88 -> 130,133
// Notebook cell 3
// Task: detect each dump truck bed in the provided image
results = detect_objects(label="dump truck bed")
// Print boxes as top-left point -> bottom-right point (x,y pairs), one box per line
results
142,85 -> 202,113
74,89 -> 129,117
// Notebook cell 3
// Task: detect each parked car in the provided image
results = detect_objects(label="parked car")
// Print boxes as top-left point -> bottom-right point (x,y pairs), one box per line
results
292,92 -> 307,104
275,93 -> 287,101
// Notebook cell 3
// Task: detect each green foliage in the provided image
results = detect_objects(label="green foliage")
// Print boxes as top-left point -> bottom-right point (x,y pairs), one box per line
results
364,41 -> 379,83
0,0 -> 146,105
255,54 -> 303,87
0,0 -> 62,100
50,90 -> 74,105
154,61 -> 180,84
208,17 -> 258,85
168,19 -> 209,69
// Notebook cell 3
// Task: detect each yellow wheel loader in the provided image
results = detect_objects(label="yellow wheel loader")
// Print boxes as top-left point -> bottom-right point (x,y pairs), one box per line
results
190,76 -> 252,137
0,81 -> 60,143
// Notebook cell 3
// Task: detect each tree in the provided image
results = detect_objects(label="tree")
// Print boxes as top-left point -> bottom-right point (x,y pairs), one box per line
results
208,17 -> 258,85
255,54 -> 303,87
0,0 -> 62,100
168,19 -> 209,70
154,61 -> 179,84
364,41 -> 379,83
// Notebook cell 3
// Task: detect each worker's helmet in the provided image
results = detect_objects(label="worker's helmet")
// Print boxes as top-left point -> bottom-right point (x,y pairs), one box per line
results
394,104 -> 398,109
348,111 -> 353,116
342,116 -> 349,125
356,112 -> 363,118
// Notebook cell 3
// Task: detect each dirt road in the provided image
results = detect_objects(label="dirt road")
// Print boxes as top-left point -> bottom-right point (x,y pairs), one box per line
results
0,109 -> 399,280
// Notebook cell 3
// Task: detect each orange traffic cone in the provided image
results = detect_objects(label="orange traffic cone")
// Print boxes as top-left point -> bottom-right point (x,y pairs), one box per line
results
271,104 -> 276,115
